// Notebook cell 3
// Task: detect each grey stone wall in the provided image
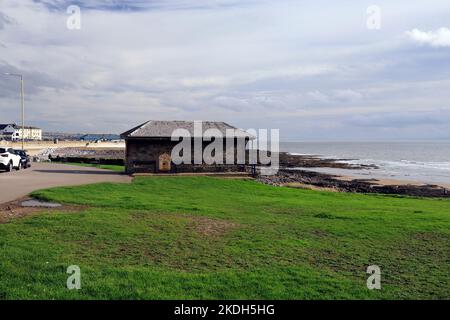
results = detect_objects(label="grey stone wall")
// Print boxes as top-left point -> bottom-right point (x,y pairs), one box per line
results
125,138 -> 252,174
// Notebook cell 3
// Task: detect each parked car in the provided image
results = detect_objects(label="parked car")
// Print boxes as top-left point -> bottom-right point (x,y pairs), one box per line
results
0,147 -> 22,172
13,149 -> 31,169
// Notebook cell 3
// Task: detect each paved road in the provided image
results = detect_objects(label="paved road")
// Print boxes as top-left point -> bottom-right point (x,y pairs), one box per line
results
0,163 -> 132,204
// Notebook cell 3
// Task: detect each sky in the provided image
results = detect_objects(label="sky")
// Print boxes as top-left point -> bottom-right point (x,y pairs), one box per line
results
0,0 -> 450,140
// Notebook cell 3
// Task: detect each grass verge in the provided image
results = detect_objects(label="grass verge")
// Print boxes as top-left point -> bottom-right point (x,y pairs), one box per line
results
53,162 -> 124,172
0,176 -> 448,299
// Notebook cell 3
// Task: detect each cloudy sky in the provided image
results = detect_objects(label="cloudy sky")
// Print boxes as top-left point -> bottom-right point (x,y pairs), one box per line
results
1,0 -> 450,140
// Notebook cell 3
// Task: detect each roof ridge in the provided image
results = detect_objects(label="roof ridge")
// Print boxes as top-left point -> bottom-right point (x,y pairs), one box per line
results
120,120 -> 255,139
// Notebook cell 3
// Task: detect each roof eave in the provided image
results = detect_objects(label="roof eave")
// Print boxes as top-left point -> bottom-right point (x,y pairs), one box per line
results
120,120 -> 150,139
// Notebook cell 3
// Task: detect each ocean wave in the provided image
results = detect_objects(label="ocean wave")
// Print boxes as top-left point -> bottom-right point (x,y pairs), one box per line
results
343,159 -> 450,171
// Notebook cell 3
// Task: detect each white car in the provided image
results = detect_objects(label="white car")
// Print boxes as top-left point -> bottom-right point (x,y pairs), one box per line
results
0,146 -> 22,172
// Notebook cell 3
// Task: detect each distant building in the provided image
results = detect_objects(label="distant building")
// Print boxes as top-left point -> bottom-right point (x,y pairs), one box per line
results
80,134 -> 121,141
121,120 -> 254,174
0,123 -> 42,141
0,124 -> 16,140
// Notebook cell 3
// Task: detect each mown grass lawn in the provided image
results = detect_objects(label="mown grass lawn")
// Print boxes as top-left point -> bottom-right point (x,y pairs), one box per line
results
54,162 -> 125,172
0,176 -> 449,299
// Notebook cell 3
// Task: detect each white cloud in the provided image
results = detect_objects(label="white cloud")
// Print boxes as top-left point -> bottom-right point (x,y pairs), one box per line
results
406,28 -> 450,47
333,89 -> 363,102
307,91 -> 330,104
1,0 -> 450,139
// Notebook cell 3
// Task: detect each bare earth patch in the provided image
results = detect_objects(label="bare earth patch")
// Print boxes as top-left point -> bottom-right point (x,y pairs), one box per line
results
0,197 -> 86,223
130,211 -> 239,237
187,216 -> 238,237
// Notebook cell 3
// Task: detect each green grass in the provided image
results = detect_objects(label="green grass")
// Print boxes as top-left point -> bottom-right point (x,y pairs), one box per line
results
0,176 -> 449,299
55,162 -> 124,172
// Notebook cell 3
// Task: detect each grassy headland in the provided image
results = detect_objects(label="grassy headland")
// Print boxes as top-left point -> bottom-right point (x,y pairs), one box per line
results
0,176 -> 448,299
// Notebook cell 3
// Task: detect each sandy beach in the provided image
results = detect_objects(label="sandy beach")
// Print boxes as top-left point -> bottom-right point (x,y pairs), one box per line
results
293,166 -> 450,189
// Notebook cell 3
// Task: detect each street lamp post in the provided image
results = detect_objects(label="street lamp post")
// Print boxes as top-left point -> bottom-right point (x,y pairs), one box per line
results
3,73 -> 25,150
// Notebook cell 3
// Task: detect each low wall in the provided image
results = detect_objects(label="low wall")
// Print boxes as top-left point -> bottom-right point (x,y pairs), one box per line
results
49,156 -> 124,166
0,140 -> 125,156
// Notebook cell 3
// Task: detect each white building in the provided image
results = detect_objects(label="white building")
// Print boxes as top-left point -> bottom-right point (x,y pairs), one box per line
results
0,124 -> 42,141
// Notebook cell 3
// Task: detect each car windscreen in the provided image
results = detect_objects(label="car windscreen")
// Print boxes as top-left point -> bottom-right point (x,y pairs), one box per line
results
0,148 -> 6,153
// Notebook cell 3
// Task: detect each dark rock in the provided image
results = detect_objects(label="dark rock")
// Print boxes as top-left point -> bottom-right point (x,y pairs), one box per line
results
257,169 -> 450,198
278,152 -> 378,169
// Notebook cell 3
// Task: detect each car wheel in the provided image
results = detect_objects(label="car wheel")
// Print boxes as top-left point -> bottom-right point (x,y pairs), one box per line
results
6,162 -> 12,172
16,162 -> 21,171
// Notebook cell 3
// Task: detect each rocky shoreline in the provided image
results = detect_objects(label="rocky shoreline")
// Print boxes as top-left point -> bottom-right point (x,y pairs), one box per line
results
33,148 -> 450,198
258,153 -> 449,198
279,152 -> 377,169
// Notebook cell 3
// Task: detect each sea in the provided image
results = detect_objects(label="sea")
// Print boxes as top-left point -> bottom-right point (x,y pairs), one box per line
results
280,141 -> 450,185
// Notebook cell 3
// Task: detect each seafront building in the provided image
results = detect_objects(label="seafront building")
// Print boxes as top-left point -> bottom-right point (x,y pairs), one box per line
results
0,123 -> 42,141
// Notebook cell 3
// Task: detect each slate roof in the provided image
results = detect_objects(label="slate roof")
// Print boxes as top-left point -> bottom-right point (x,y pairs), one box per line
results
0,124 -> 41,130
121,120 -> 254,139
